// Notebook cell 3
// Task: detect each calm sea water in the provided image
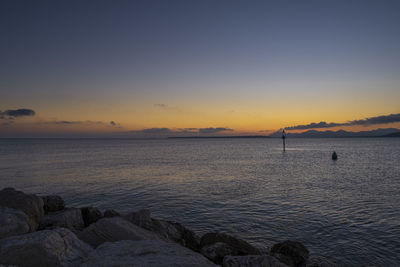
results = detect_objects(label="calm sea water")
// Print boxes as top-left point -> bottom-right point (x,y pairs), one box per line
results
0,138 -> 399,266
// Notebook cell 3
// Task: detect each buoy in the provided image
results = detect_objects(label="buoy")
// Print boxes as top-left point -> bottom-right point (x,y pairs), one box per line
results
332,151 -> 338,160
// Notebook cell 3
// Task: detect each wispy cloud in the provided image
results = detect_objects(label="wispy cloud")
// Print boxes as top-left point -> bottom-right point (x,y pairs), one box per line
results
0,108 -> 35,119
198,127 -> 233,134
285,113 -> 400,130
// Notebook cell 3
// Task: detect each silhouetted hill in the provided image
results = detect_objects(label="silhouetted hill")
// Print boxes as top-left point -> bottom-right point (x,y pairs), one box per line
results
381,132 -> 400,137
269,128 -> 400,138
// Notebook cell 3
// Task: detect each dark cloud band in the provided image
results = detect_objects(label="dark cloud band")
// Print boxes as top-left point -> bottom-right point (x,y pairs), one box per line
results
0,109 -> 35,118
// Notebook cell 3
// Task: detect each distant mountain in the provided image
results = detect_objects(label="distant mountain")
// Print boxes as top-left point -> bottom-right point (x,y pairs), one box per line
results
269,128 -> 400,138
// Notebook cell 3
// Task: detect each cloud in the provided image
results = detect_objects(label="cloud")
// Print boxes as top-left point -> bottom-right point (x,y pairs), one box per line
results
285,113 -> 400,130
110,121 -> 122,128
141,128 -> 171,134
0,108 -> 35,119
198,127 -> 233,134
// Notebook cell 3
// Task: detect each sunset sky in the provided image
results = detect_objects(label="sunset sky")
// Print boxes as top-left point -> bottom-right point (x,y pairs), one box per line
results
1,0 -> 400,137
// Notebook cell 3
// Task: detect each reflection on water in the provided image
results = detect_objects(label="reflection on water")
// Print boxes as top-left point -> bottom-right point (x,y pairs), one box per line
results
0,138 -> 399,265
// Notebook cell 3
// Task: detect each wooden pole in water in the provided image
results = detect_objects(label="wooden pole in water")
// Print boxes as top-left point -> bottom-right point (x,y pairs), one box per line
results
282,129 -> 286,152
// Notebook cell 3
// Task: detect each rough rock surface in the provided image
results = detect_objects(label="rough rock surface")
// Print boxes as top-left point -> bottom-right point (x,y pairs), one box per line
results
42,195 -> 65,213
78,217 -> 161,247
306,255 -> 339,267
39,208 -> 85,233
201,232 -> 261,255
201,242 -> 237,264
0,188 -> 44,232
83,239 -> 217,267
0,228 -> 93,267
81,207 -> 103,227
0,206 -> 30,239
103,209 -> 120,218
223,255 -> 290,267
271,240 -> 309,267
125,209 -> 200,251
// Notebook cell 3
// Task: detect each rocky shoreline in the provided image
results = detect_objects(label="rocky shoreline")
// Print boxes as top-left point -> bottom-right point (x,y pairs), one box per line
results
0,188 -> 338,267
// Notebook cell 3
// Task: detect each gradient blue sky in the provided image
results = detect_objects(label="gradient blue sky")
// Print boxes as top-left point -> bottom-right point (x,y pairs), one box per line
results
1,0 -> 400,136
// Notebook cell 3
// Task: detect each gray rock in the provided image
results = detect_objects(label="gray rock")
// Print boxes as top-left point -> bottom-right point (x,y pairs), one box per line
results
39,208 -> 85,233
83,239 -> 217,267
270,240 -> 309,267
42,195 -> 65,213
103,209 -> 120,218
306,255 -> 339,267
0,228 -> 93,267
223,255 -> 290,267
202,242 -> 237,264
125,209 -> 200,251
77,217 -> 161,248
0,188 -> 44,231
81,207 -> 102,227
201,232 -> 261,255
0,206 -> 30,239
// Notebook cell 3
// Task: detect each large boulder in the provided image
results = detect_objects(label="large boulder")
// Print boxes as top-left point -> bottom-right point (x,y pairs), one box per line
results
270,240 -> 309,267
124,209 -> 200,251
0,206 -> 30,239
200,232 -> 261,263
0,228 -> 93,267
83,239 -> 217,267
223,255 -> 290,267
77,217 -> 161,248
0,188 -> 44,231
39,208 -> 85,233
42,195 -> 65,213
306,255 -> 339,267
81,207 -> 103,227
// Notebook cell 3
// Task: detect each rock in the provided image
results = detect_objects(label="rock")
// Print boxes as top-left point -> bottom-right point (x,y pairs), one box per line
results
78,217 -> 161,248
83,239 -> 217,267
0,228 -> 93,267
39,208 -> 85,233
201,232 -> 261,255
81,207 -> 102,227
124,209 -> 200,251
223,255 -> 290,267
270,240 -> 309,267
103,209 -> 120,218
0,188 -> 44,231
42,195 -> 65,213
201,242 -> 237,264
0,206 -> 30,239
306,255 -> 339,267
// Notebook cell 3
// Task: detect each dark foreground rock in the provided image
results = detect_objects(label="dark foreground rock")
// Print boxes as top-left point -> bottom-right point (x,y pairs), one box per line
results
200,232 -> 261,264
81,207 -> 103,227
82,239 -> 217,267
0,188 -> 44,231
0,206 -> 30,239
306,255 -> 339,267
42,195 -> 65,213
223,255 -> 290,267
39,208 -> 85,233
125,209 -> 200,251
103,209 -> 120,218
78,216 -> 161,247
0,228 -> 93,267
271,240 -> 309,267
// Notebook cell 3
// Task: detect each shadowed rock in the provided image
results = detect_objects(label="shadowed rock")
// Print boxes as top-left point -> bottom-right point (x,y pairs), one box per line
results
83,239 -> 217,267
78,217 -> 161,248
271,240 -> 309,267
39,208 -> 85,233
103,209 -> 120,218
0,206 -> 30,239
124,209 -> 200,251
200,232 -> 261,264
81,207 -> 102,227
42,195 -> 65,213
0,228 -> 93,267
0,188 -> 44,231
223,255 -> 290,267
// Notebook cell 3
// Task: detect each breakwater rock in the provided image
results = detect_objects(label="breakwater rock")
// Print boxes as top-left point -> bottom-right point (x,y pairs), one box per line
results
0,188 -> 339,267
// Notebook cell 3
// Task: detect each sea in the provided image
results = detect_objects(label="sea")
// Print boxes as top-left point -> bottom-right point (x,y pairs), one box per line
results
0,138 -> 399,266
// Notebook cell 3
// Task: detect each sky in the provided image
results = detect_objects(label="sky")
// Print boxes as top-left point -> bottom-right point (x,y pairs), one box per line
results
1,0 -> 400,137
